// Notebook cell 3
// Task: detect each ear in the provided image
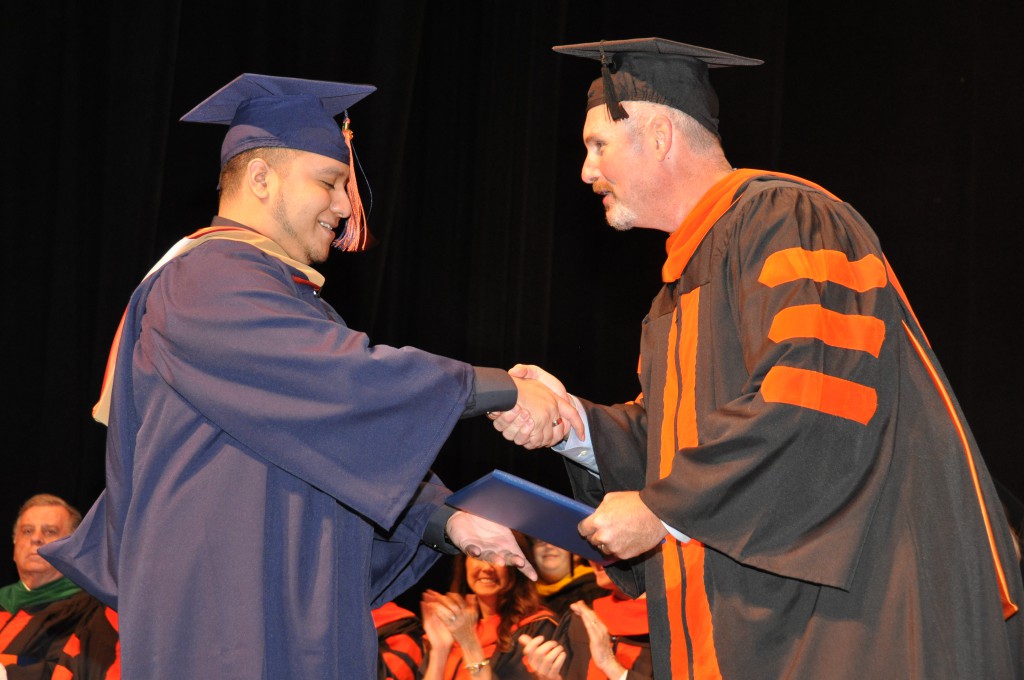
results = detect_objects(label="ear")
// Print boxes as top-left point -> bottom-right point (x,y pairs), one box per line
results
245,158 -> 274,200
649,114 -> 673,162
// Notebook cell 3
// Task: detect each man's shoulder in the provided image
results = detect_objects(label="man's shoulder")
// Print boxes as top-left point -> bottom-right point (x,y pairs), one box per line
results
176,236 -> 279,267
156,237 -> 295,289
735,173 -> 838,204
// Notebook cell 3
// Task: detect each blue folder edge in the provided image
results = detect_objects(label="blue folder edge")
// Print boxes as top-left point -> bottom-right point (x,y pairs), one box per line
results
445,469 -> 614,565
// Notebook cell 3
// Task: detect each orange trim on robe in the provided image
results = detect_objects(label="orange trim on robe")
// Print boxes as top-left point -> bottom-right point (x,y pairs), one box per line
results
758,248 -> 887,293
587,596 -> 648,680
61,633 -> 82,657
104,608 -> 121,679
761,365 -> 877,425
51,633 -> 82,679
659,287 -> 723,680
659,302 -> 688,678
883,256 -> 931,348
0,610 -> 32,651
91,225 -> 326,425
768,304 -> 886,357
52,665 -> 73,680
903,322 -> 1018,618
663,170 -> 839,283
441,610 -> 555,680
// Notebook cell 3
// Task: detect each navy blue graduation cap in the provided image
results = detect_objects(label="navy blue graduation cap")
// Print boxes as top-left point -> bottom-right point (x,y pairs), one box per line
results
553,37 -> 762,137
180,73 -> 378,251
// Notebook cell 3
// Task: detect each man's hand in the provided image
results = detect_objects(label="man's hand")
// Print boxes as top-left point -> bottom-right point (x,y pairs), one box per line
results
445,510 -> 538,581
577,491 -> 666,559
491,364 -> 585,449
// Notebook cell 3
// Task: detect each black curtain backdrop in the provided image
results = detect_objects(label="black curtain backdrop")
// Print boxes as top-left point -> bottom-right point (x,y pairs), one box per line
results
2,1 -> 1021,593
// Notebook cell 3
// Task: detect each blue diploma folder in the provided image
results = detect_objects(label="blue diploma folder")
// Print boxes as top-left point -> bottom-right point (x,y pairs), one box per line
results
445,469 -> 613,565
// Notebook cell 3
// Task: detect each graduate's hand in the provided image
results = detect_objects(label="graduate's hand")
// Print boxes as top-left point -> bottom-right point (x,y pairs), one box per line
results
492,365 -> 584,448
446,511 -> 538,581
518,633 -> 566,680
578,491 -> 666,559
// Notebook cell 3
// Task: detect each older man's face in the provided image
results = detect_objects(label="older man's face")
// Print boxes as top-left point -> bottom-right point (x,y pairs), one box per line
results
13,505 -> 73,588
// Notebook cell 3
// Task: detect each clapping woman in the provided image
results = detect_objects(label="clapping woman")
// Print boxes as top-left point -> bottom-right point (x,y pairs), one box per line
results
421,553 -> 557,679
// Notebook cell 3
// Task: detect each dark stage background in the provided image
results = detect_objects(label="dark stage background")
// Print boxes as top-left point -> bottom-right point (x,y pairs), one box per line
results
2,1 -> 1021,594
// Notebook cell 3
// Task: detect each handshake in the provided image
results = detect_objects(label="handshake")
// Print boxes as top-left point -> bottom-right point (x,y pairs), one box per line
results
488,364 -> 586,449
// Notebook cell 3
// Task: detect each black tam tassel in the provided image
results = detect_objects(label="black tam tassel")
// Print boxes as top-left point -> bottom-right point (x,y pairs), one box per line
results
600,44 -> 628,121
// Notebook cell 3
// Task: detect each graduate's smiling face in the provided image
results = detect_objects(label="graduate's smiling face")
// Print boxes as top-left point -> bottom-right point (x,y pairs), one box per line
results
13,505 -> 73,589
266,150 -> 351,265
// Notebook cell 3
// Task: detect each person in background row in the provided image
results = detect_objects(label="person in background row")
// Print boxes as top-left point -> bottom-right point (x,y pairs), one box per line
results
40,73 -> 582,680
1,495 -> 118,680
494,37 -> 1024,679
373,601 -> 425,680
521,559 -> 652,680
421,549 -> 557,679
527,538 -> 604,617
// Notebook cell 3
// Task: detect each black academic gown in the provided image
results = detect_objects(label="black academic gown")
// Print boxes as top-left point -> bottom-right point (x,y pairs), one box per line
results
566,174 -> 1024,679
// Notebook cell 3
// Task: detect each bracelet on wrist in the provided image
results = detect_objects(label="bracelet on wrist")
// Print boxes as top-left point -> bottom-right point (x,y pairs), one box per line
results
464,659 -> 490,674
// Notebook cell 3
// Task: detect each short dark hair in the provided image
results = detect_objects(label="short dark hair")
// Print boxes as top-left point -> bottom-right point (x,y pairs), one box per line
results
12,494 -> 82,541
218,147 -> 297,199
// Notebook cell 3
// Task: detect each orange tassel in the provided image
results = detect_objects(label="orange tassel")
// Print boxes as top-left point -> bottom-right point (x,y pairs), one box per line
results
332,115 -> 376,251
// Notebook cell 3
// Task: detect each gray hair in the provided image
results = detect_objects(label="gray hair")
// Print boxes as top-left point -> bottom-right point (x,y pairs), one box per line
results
623,100 -> 726,159
12,494 -> 82,541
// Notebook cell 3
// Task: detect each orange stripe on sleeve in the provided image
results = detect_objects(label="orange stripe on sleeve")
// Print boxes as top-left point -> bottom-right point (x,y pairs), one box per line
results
758,248 -> 887,292
768,305 -> 886,357
61,633 -> 82,657
52,665 -> 73,680
902,322 -> 1018,618
105,644 -> 121,680
0,610 -> 32,651
761,366 -> 877,425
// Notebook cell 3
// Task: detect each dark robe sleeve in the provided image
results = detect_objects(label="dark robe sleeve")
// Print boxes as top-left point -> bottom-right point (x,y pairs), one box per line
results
368,473 -> 456,607
490,615 -> 558,680
563,399 -> 650,598
52,601 -> 119,680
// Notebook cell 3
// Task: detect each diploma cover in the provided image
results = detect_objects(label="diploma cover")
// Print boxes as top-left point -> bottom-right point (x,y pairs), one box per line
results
446,469 -> 613,564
